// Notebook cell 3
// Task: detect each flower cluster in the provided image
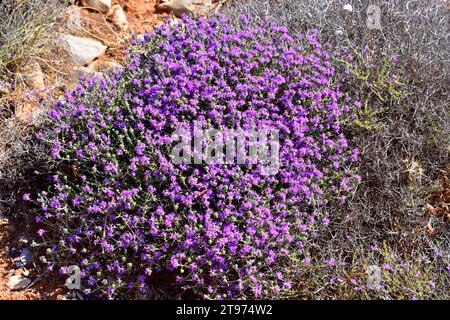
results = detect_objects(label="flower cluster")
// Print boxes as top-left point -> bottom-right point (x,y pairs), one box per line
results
34,15 -> 359,299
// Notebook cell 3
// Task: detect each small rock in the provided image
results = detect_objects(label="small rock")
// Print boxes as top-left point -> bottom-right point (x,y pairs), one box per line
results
66,5 -> 82,31
81,0 -> 111,13
88,59 -> 123,73
59,34 -> 107,66
109,4 -> 128,31
156,0 -> 193,18
343,4 -> 353,13
7,275 -> 32,290
17,247 -> 33,267
18,235 -> 29,245
20,61 -> 44,90
335,29 -> 344,37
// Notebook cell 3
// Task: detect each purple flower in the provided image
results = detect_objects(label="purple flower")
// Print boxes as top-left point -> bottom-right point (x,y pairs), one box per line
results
34,15 -> 359,299
382,263 -> 395,272
135,142 -> 146,156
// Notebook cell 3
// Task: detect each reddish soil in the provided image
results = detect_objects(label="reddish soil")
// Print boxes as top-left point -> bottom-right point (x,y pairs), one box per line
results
0,217 -> 64,300
116,0 -> 161,34
74,0 -> 161,64
0,220 -> 36,300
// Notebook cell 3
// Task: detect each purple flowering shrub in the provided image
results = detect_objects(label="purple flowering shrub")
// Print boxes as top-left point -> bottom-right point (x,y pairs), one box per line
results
34,15 -> 359,299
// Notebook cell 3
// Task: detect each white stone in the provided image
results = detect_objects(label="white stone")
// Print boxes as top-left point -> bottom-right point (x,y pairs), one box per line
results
66,5 -> 82,31
7,275 -> 32,290
18,247 -> 33,266
81,0 -> 112,13
335,29 -> 344,36
18,236 -> 29,245
343,4 -> 353,13
59,34 -> 107,66
156,0 -> 193,18
110,4 -> 128,31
